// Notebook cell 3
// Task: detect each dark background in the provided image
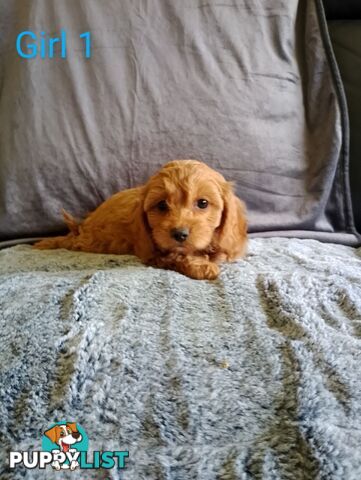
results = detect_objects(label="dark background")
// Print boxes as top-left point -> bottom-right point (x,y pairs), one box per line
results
324,0 -> 361,231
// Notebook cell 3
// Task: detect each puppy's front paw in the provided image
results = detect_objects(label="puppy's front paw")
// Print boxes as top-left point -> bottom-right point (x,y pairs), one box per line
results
147,253 -> 219,280
183,258 -> 220,280
52,461 -> 61,471
70,460 -> 79,470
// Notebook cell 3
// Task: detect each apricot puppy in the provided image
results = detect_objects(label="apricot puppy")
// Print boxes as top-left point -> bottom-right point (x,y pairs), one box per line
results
34,160 -> 247,280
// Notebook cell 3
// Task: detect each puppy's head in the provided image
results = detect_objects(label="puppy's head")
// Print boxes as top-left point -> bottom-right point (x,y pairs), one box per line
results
140,160 -> 247,257
44,423 -> 82,451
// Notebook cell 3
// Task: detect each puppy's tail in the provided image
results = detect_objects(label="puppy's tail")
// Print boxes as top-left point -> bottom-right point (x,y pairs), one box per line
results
61,209 -> 80,235
33,210 -> 80,250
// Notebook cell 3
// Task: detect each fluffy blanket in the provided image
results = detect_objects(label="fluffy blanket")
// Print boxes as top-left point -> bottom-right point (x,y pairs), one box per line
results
1,238 -> 361,479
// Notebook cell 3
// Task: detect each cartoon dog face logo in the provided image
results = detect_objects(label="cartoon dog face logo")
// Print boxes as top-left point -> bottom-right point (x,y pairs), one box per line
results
44,423 -> 82,470
44,423 -> 82,452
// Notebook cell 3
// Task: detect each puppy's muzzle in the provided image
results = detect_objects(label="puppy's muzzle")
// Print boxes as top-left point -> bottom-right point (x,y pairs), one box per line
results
171,227 -> 189,243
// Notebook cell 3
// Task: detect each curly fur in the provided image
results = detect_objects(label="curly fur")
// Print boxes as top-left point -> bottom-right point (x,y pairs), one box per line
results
34,160 -> 247,279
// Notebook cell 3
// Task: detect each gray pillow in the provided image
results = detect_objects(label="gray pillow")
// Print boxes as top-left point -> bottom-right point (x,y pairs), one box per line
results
0,0 -> 359,246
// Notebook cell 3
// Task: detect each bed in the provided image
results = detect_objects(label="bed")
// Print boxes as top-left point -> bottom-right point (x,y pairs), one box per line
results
0,0 -> 360,479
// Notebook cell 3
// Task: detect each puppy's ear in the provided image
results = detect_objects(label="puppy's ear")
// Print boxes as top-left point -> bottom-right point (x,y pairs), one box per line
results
216,182 -> 247,260
44,425 -> 60,444
66,422 -> 78,433
132,188 -> 156,262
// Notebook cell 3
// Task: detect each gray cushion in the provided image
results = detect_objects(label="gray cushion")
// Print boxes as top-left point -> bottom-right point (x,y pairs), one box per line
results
0,0 -> 359,245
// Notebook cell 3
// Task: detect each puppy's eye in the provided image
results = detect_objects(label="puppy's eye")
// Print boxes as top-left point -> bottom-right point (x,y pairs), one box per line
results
60,431 -> 65,437
197,199 -> 208,209
156,200 -> 169,212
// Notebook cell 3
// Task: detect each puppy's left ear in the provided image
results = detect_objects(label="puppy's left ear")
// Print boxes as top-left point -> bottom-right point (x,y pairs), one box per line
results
132,188 -> 156,262
216,182 -> 247,260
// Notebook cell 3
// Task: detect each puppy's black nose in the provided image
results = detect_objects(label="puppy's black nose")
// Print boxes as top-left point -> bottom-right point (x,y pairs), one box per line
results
171,228 -> 189,243
72,431 -> 81,439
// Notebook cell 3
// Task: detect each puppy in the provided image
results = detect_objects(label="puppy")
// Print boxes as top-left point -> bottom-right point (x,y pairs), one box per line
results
44,423 -> 82,470
34,160 -> 247,280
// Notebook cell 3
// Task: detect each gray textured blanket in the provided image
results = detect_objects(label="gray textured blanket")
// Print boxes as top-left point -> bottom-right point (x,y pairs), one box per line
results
1,238 -> 361,479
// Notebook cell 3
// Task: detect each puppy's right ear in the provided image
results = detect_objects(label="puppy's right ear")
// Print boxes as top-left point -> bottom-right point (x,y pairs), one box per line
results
44,426 -> 59,444
66,422 -> 78,433
132,188 -> 156,262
